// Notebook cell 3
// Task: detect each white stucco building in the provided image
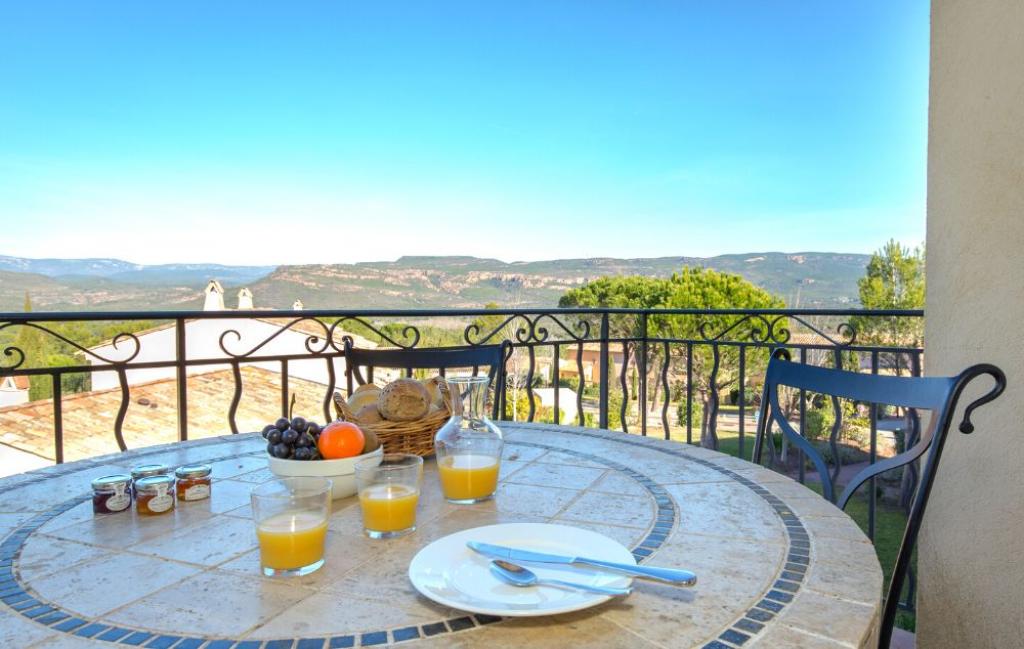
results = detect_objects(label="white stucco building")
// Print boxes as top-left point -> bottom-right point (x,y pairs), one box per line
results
0,375 -> 29,407
87,282 -> 377,390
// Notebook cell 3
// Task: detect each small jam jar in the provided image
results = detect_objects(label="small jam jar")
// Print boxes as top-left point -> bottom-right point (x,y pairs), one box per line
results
131,464 -> 170,495
91,474 -> 132,515
175,464 -> 212,502
135,475 -> 175,515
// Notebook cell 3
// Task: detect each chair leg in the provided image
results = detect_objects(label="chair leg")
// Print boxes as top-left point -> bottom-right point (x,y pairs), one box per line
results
887,628 -> 915,649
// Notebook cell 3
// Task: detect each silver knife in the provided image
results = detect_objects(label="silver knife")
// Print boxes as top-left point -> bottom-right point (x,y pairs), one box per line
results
467,541 -> 697,586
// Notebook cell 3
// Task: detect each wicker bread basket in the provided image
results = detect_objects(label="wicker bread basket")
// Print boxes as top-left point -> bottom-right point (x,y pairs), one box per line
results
332,378 -> 452,457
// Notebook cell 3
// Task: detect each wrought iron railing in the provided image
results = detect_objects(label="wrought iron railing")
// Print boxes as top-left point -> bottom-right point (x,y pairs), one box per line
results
0,307 -> 924,455
0,306 -> 923,609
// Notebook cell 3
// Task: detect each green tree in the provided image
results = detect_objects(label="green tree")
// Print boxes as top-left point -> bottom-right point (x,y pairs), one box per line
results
852,240 -> 925,350
14,293 -> 49,400
561,268 -> 784,449
676,399 -> 704,436
502,389 -> 555,424
12,293 -> 97,400
851,241 -> 925,511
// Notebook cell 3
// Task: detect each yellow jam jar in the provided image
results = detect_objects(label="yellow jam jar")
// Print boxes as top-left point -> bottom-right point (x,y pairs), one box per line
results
135,475 -> 175,515
175,464 -> 212,502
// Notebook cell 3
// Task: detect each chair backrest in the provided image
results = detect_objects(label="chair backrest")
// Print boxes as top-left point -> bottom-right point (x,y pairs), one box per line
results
342,340 -> 512,419
753,348 -> 1005,649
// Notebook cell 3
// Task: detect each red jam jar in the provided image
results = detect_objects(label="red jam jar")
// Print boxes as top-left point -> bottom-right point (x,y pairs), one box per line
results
175,464 -> 212,502
91,474 -> 132,515
135,475 -> 175,515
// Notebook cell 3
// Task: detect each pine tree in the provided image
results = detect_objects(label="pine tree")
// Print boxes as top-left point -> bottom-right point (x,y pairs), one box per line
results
851,240 -> 925,369
560,268 -> 785,449
14,293 -> 51,400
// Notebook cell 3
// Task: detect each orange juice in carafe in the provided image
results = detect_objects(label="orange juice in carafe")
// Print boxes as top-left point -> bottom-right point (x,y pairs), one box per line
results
438,454 -> 500,502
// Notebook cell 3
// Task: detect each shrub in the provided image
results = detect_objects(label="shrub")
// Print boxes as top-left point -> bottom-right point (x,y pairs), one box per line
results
804,407 -> 830,442
557,376 -> 580,391
676,399 -> 704,433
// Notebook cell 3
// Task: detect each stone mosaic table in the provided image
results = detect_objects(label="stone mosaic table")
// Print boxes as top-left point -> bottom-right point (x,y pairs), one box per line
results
0,423 -> 882,649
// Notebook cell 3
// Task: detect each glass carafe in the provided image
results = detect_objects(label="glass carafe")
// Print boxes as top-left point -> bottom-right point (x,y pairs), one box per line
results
434,375 -> 503,504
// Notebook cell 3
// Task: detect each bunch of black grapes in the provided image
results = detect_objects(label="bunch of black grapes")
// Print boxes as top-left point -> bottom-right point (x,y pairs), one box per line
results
262,417 -> 323,461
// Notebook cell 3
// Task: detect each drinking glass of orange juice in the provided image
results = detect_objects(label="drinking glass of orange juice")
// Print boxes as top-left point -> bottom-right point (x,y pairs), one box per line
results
251,477 -> 332,577
434,375 -> 504,504
355,454 -> 423,539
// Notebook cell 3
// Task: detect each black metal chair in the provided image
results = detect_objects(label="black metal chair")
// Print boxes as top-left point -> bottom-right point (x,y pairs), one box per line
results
342,339 -> 512,419
752,349 -> 1005,649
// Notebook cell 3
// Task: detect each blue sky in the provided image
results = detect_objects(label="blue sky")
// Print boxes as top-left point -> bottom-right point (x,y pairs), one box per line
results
0,1 -> 930,265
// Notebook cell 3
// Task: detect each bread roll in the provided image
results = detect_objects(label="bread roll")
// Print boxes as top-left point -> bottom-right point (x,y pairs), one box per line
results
354,383 -> 381,395
355,403 -> 384,424
348,389 -> 380,413
421,377 -> 445,408
377,378 -> 431,421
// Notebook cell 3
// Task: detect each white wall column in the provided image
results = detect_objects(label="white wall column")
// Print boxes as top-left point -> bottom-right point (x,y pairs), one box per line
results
922,1 -> 1024,646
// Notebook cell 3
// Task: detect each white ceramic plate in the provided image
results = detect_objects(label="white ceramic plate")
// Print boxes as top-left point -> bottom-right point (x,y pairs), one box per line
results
408,523 -> 635,617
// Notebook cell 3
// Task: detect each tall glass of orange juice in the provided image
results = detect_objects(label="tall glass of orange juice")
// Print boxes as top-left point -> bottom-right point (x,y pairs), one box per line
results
435,375 -> 503,504
355,454 -> 423,539
251,477 -> 332,577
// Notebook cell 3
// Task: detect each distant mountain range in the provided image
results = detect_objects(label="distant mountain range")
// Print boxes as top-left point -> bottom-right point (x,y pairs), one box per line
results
0,252 -> 869,312
0,255 -> 274,286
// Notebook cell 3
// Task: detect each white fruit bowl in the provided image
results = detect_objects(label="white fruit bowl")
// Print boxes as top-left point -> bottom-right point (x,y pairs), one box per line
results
266,446 -> 383,499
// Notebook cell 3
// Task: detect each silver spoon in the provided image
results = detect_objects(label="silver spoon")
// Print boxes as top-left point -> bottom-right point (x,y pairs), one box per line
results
489,559 -> 632,596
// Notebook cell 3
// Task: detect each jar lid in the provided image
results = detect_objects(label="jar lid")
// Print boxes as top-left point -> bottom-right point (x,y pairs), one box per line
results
91,474 -> 132,490
131,464 -> 170,479
135,474 -> 174,493
175,464 -> 212,479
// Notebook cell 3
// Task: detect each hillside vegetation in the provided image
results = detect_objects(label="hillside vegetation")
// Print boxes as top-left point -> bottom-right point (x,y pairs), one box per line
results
0,252 -> 868,311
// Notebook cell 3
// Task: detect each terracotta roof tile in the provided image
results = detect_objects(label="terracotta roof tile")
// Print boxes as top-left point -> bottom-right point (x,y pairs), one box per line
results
0,367 -> 335,463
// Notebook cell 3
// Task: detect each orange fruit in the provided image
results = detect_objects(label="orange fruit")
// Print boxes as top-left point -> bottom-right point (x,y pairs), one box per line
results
318,422 -> 366,459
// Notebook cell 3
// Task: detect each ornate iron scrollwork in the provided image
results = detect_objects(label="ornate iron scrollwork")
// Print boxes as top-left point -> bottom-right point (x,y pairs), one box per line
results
698,314 -> 774,343
218,317 -> 332,358
464,312 -> 593,346
0,322 -> 142,370
697,313 -> 857,346
328,317 -> 420,350
1,344 -> 24,371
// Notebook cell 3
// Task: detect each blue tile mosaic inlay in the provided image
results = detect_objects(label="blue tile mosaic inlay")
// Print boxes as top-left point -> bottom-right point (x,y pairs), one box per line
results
97,627 -> 133,642
421,622 -> 448,636
53,617 -> 86,632
74,623 -> 110,638
719,628 -> 751,645
392,626 -> 421,642
119,631 -> 155,646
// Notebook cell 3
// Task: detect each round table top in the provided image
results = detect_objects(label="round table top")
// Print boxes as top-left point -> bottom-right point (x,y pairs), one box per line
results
0,423 -> 882,649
